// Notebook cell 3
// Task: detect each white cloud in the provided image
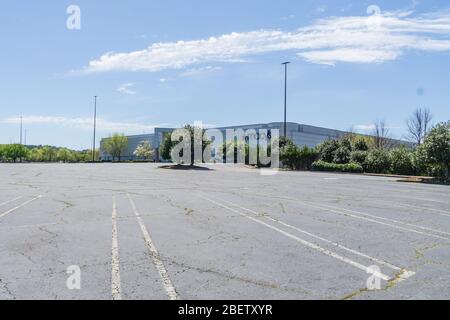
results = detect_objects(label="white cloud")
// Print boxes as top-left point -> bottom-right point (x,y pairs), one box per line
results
355,124 -> 376,131
3,116 -> 168,133
81,10 -> 450,72
179,66 -> 222,77
298,49 -> 400,65
117,83 -> 136,95
355,124 -> 405,132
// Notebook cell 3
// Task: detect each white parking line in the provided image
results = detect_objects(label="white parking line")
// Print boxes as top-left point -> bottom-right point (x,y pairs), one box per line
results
243,191 -> 450,242
0,197 -> 22,208
382,201 -> 450,218
296,200 -> 450,242
0,195 -> 43,220
211,195 -> 403,272
127,194 -> 179,300
111,196 -> 122,301
0,222 -> 57,230
309,201 -> 450,236
198,193 -> 392,282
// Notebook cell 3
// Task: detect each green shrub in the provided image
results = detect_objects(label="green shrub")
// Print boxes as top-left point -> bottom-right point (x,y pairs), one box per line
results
339,138 -> 353,151
1,144 -> 28,162
365,149 -> 391,174
418,121 -> 450,180
316,140 -> 339,163
311,160 -> 363,173
281,144 -> 318,170
353,138 -> 369,151
350,150 -> 368,165
389,147 -> 414,175
298,146 -> 318,170
333,146 -> 351,164
425,164 -> 448,179
412,148 -> 427,176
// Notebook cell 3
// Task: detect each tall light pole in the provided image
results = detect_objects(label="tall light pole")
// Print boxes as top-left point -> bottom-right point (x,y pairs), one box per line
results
282,62 -> 290,139
20,115 -> 23,145
92,96 -> 98,162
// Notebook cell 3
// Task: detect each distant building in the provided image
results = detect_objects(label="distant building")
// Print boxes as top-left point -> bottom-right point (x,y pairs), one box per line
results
99,122 -> 407,162
100,128 -> 174,162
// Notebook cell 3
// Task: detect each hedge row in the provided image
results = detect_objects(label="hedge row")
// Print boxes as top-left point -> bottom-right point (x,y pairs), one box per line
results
311,160 -> 364,173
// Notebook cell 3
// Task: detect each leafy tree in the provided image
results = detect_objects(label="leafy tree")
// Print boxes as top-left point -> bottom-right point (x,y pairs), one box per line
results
0,145 -> 5,162
103,134 -> 128,161
280,142 -> 300,170
134,141 -> 154,160
279,138 -> 317,170
41,146 -> 57,162
390,147 -> 414,175
418,121 -> 450,179
316,140 -> 340,163
350,150 -> 368,166
353,138 -> 369,151
2,144 -> 28,162
221,140 -> 248,164
57,148 -> 75,163
160,125 -> 210,165
365,149 -> 391,174
27,148 -> 44,162
333,146 -> 351,164
160,132 -> 177,161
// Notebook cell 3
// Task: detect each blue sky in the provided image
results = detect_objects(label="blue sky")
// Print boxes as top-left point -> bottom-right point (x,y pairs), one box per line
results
1,0 -> 449,149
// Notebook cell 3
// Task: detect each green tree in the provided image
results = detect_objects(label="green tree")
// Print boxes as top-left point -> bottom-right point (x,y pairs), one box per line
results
365,149 -> 391,174
3,144 -> 28,162
222,140 -> 248,164
41,146 -> 57,162
103,134 -> 129,161
160,125 -> 210,165
0,145 -> 5,162
279,138 -> 317,170
353,138 -> 369,151
160,132 -> 177,161
389,147 -> 414,175
27,148 -> 44,162
134,141 -> 154,160
350,150 -> 368,166
57,148 -> 75,163
316,140 -> 340,163
280,142 -> 301,170
418,121 -> 450,179
333,146 -> 351,164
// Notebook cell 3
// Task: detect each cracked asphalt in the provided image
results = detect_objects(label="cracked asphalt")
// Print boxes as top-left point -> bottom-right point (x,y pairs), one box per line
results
0,163 -> 449,300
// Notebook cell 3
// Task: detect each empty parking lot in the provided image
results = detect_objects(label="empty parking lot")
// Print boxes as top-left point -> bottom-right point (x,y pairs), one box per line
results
0,163 -> 449,300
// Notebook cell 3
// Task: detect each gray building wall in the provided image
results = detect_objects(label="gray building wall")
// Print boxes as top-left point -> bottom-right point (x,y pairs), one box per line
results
100,122 -> 406,161
100,128 -> 174,161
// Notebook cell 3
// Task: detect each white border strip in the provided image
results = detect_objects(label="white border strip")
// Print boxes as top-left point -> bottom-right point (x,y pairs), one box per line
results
213,195 -> 403,272
111,196 -> 122,300
0,195 -> 42,220
0,197 -> 22,208
127,194 -> 179,300
198,193 -> 392,281
245,191 -> 450,242
298,201 -> 450,242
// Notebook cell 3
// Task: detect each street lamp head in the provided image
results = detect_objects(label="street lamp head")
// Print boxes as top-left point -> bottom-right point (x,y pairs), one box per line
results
282,61 -> 291,65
